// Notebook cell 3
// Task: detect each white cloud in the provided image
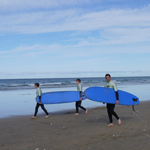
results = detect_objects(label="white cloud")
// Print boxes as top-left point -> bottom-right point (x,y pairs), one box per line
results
0,44 -> 63,55
0,0 -> 92,13
75,28 -> 150,48
0,4 -> 150,49
0,70 -> 150,77
0,38 -> 150,59
0,3 -> 150,57
0,4 -> 150,34
0,1 -> 150,78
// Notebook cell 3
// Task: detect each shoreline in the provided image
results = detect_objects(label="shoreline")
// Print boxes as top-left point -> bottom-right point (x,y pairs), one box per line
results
1,100 -> 149,120
0,104 -> 106,120
0,101 -> 150,150
0,100 -> 150,120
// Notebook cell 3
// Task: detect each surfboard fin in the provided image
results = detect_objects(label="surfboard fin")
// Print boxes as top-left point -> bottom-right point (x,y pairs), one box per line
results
132,98 -> 138,102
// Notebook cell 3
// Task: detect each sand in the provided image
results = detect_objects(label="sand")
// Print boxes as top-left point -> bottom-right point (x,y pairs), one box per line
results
0,101 -> 150,150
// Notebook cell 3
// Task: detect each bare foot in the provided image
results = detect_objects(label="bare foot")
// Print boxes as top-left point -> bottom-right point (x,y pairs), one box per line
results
118,119 -> 121,125
107,123 -> 113,127
85,109 -> 88,115
31,116 -> 36,119
74,113 -> 79,116
45,115 -> 50,118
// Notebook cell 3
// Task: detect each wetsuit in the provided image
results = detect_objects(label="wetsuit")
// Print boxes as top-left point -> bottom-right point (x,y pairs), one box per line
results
104,81 -> 119,123
76,83 -> 86,113
34,87 -> 49,117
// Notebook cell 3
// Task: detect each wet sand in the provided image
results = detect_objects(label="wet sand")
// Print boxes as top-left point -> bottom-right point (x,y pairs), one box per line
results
0,101 -> 150,150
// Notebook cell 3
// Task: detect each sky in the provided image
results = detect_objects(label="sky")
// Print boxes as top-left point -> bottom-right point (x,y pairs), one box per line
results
0,0 -> 150,79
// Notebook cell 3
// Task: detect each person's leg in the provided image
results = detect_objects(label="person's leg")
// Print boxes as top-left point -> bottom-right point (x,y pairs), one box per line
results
111,104 -> 121,125
75,101 -> 79,116
78,101 -> 88,114
111,104 -> 119,120
107,104 -> 113,125
40,104 -> 49,117
78,101 -> 86,111
32,103 -> 40,118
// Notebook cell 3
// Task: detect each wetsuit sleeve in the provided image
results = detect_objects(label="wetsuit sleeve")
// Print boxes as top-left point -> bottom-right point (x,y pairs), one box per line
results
80,91 -> 82,98
115,91 -> 119,101
39,96 -> 41,102
113,83 -> 119,100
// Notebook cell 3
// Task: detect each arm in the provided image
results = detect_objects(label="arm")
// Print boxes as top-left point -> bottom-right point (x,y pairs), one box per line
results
39,96 -> 41,103
80,91 -> 83,101
115,91 -> 119,101
80,91 -> 82,98
114,83 -> 119,104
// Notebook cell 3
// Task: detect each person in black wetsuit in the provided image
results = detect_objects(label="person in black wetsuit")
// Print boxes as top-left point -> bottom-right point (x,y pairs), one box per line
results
31,83 -> 49,119
74,79 -> 88,116
104,74 -> 121,127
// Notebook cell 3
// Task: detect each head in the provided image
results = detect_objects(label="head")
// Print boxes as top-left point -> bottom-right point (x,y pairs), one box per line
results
105,74 -> 111,82
76,79 -> 81,84
34,83 -> 40,88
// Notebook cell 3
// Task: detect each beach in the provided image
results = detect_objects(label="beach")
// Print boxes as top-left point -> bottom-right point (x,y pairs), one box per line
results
1,0 -> 150,149
0,101 -> 150,150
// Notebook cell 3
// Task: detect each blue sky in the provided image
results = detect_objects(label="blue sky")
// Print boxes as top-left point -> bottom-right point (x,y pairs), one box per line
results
0,0 -> 150,79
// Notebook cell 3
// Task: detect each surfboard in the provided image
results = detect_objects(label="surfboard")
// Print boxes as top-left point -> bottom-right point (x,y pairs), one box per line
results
36,91 -> 86,104
84,87 -> 139,105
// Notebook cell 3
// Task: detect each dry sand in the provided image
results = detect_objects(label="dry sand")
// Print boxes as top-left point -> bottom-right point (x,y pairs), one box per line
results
0,101 -> 150,150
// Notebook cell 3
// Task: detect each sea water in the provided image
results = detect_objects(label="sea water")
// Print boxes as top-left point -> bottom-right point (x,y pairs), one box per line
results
0,77 -> 150,118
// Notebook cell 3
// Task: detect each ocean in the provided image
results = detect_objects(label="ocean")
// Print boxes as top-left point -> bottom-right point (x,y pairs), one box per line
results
1,76 -> 150,91
0,76 -> 150,118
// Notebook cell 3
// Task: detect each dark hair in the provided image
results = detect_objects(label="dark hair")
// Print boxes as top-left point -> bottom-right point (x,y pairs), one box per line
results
76,79 -> 81,83
34,83 -> 40,87
105,74 -> 111,78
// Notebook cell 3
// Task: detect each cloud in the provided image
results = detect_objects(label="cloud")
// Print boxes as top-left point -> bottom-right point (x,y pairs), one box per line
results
0,4 -> 150,49
0,37 -> 150,59
75,28 -> 150,48
0,44 -> 63,56
0,4 -> 150,34
0,0 -> 92,13
0,1 -> 149,78
1,70 -> 150,76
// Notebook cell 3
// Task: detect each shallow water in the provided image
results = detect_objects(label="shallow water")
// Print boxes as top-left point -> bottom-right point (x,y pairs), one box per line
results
0,84 -> 150,118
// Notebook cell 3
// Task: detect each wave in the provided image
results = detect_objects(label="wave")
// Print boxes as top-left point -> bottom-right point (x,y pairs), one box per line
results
0,76 -> 150,91
41,82 -> 66,86
0,84 -> 33,87
0,82 -> 67,89
70,82 -> 76,84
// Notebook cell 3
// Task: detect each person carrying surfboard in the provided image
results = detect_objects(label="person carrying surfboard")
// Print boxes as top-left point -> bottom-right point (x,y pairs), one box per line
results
74,79 -> 88,116
31,83 -> 50,119
104,74 -> 121,127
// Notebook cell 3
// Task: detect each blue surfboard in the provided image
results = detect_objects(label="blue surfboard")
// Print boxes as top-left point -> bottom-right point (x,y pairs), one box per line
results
36,91 -> 86,104
84,87 -> 139,105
